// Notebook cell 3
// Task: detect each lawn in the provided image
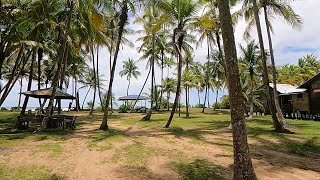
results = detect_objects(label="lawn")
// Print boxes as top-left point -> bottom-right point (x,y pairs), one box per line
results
0,109 -> 319,179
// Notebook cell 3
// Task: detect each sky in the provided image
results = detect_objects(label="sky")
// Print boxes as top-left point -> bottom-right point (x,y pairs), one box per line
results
2,0 -> 320,109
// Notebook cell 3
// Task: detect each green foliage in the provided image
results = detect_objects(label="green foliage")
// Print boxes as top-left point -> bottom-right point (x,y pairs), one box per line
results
118,104 -> 129,113
219,95 -> 230,109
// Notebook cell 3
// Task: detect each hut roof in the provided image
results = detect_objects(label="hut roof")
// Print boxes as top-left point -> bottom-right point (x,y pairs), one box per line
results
118,95 -> 150,101
21,88 -> 76,99
269,83 -> 306,95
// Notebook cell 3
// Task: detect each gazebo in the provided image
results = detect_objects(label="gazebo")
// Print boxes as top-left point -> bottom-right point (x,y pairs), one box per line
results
21,88 -> 76,100
118,95 -> 150,112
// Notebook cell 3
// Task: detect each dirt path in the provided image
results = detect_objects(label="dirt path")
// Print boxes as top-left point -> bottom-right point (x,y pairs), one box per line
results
1,115 -> 320,180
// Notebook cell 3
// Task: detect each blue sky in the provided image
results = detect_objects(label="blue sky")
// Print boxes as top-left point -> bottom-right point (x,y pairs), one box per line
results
1,0 -> 320,108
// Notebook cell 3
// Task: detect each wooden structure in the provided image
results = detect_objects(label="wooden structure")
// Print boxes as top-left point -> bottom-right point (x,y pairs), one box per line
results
298,72 -> 320,119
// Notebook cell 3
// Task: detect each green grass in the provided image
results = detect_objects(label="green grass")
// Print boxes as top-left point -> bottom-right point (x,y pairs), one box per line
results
172,159 -> 226,180
88,129 -> 126,151
34,143 -> 64,157
0,163 -> 65,180
111,143 -> 161,167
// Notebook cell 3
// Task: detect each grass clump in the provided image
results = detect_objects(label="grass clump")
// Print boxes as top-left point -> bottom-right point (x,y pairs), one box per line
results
172,159 -> 225,180
285,138 -> 320,157
34,143 -> 64,157
0,163 -> 62,180
112,143 -> 161,167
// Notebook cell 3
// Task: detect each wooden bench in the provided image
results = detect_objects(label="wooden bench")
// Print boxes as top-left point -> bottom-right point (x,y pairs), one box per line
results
64,115 -> 76,129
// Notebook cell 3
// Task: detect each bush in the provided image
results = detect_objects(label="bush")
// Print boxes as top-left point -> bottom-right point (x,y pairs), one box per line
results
194,104 -> 205,108
212,102 -> 221,109
11,107 -> 21,111
118,104 -> 128,113
0,107 -> 8,111
220,95 -> 230,109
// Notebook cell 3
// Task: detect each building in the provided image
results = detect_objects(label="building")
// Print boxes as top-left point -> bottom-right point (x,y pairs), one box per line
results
261,73 -> 320,119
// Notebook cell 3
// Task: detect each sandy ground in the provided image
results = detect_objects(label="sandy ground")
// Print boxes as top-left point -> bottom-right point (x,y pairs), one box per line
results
1,114 -> 320,180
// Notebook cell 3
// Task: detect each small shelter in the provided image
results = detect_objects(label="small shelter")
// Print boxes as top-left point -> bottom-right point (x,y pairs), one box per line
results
118,95 -> 150,112
21,88 -> 76,100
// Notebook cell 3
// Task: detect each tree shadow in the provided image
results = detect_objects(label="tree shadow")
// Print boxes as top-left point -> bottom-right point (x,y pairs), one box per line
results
172,158 -> 230,180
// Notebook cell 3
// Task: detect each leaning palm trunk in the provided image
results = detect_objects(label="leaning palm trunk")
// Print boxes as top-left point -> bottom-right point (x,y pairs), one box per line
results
217,0 -> 257,179
263,6 -> 287,127
100,4 -> 128,130
82,86 -> 91,109
142,35 -> 156,121
251,0 -> 283,132
130,67 -> 152,113
21,50 -> 36,115
164,28 -> 184,128
37,0 -> 73,132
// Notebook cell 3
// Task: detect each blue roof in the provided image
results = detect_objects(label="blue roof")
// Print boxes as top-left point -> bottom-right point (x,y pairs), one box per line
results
118,95 -> 150,101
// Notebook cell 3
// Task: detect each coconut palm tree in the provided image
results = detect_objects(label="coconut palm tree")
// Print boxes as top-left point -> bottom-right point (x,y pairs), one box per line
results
216,0 -> 257,178
100,0 -> 140,130
161,0 -> 199,128
119,58 -> 141,96
239,41 -> 261,120
163,77 -> 176,111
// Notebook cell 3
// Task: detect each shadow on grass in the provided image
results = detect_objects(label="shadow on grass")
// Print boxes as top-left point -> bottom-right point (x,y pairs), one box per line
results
172,159 -> 229,180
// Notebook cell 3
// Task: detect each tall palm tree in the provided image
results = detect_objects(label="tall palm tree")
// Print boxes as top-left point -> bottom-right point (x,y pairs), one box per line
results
100,0 -> 138,130
163,77 -> 176,111
162,0 -> 199,128
217,0 -> 257,178
249,0 -> 284,132
239,41 -> 261,120
119,58 -> 141,96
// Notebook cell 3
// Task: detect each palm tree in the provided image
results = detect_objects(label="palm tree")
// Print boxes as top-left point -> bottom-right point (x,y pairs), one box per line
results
161,0 -> 199,128
247,0 -> 284,132
119,58 -> 141,96
239,41 -> 261,120
163,77 -> 176,111
217,0 -> 257,178
100,0 -> 138,130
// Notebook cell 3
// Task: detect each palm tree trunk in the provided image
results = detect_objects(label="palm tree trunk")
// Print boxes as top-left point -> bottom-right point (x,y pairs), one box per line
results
197,89 -> 201,105
82,86 -> 91,110
214,89 -> 218,111
164,27 -> 184,128
263,6 -> 287,127
207,86 -> 210,109
38,0 -> 73,132
167,92 -> 170,111
96,46 -> 104,110
251,0 -> 283,132
21,50 -> 36,115
217,0 -> 257,179
159,50 -> 164,110
90,46 -> 97,115
142,35 -> 155,121
18,78 -> 22,108
100,3 -> 128,130
202,84 -> 208,113
249,78 -> 254,120
185,87 -> 189,118
37,48 -> 43,107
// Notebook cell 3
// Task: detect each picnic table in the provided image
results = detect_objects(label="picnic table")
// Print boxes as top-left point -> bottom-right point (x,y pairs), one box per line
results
16,114 -> 76,130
